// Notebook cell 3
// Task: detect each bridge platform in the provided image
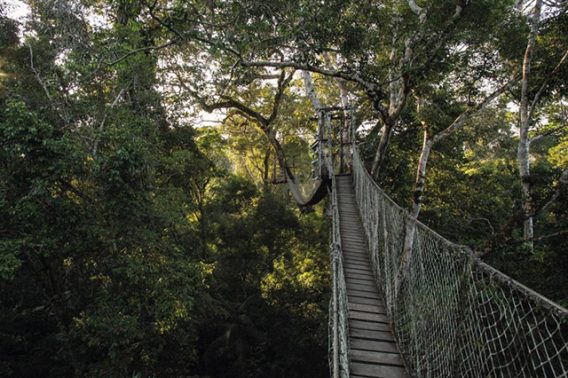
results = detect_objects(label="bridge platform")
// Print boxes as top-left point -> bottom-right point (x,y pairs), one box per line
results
336,175 -> 409,378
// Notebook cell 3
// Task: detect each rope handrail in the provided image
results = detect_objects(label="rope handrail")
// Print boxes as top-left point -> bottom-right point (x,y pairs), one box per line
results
351,145 -> 568,377
325,111 -> 350,378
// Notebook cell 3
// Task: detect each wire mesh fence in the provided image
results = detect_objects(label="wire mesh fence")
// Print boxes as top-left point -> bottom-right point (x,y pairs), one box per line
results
352,146 -> 568,378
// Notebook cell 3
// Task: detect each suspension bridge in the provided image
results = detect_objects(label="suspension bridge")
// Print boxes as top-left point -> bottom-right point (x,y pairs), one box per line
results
303,109 -> 568,377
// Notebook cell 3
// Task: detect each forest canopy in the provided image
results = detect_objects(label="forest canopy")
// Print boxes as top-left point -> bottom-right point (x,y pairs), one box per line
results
0,0 -> 567,377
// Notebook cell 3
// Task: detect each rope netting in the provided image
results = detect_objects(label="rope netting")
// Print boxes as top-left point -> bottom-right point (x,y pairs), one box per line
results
351,146 -> 568,377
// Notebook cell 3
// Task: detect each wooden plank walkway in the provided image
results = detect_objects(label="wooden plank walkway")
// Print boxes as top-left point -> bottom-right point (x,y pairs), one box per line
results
336,175 -> 409,378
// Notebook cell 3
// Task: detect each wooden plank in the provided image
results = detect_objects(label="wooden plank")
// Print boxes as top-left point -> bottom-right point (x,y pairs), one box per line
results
343,258 -> 369,265
342,247 -> 367,253
343,254 -> 369,261
343,247 -> 368,254
344,266 -> 372,274
341,239 -> 366,245
342,248 -> 368,255
345,276 -> 375,284
343,257 -> 370,264
339,216 -> 363,220
339,219 -> 363,224
341,236 -> 367,242
343,258 -> 370,264
344,270 -> 374,278
344,268 -> 373,276
343,259 -> 370,266
340,231 -> 365,236
342,243 -> 367,250
340,229 -> 365,235
346,282 -> 377,292
340,233 -> 365,238
350,338 -> 399,354
344,267 -> 374,275
349,349 -> 405,367
349,310 -> 389,323
350,328 -> 394,342
345,272 -> 373,280
345,274 -> 379,288
347,289 -> 381,300
342,236 -> 367,241
341,239 -> 367,245
345,272 -> 375,280
344,263 -> 373,271
345,278 -> 376,287
343,252 -> 371,265
349,302 -> 387,314
341,233 -> 366,239
350,362 -> 408,378
346,283 -> 379,294
343,263 -> 371,270
344,268 -> 373,275
348,295 -> 383,306
343,254 -> 368,260
340,221 -> 362,225
343,256 -> 370,264
350,319 -> 391,332
340,221 -> 363,225
340,229 -> 366,235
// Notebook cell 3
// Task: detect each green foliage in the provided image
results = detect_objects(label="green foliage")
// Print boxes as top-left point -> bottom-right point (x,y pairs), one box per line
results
196,177 -> 329,377
2,0 -> 567,376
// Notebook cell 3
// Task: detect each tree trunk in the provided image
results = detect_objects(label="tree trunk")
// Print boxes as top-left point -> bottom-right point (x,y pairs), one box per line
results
337,79 -> 352,172
301,70 -> 322,111
371,10 -> 411,179
397,128 -> 432,294
412,128 -> 433,219
262,147 -> 271,189
371,121 -> 395,178
518,0 -> 542,250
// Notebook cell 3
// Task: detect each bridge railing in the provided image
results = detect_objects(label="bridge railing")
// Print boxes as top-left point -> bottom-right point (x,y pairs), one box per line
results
352,146 -> 568,377
325,112 -> 350,378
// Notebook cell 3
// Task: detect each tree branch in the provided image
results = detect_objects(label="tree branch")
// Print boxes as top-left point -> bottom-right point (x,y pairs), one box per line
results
93,87 -> 127,158
241,59 -> 391,121
407,0 -> 426,18
528,48 -> 568,120
267,69 -> 295,124
432,79 -> 514,144
479,165 -> 568,256
28,44 -> 69,124
530,123 -> 566,144
107,40 -> 178,66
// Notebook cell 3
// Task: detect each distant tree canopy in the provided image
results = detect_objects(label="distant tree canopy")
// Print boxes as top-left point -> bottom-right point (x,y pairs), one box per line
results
0,0 -> 567,376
